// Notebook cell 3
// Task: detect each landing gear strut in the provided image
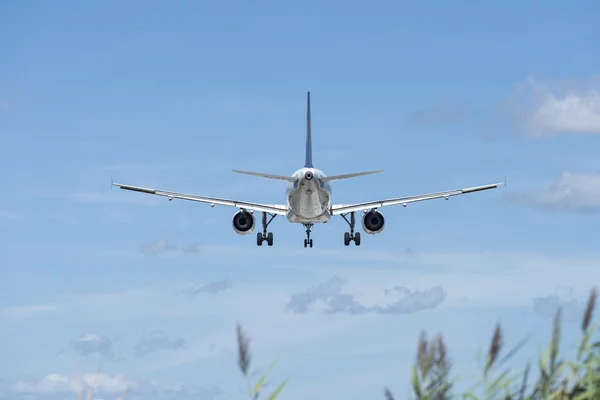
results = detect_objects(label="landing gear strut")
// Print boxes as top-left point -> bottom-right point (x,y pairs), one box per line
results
256,212 -> 276,246
341,212 -> 361,246
303,223 -> 313,248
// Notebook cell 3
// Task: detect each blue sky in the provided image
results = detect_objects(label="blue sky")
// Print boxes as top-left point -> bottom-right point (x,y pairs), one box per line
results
1,0 -> 600,399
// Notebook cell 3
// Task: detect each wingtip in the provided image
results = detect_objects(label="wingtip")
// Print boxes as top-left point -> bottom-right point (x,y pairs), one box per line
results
111,179 -> 121,189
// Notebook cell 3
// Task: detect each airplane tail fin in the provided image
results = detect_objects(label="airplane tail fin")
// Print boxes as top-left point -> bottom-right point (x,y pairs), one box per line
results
305,91 -> 313,168
320,170 -> 384,183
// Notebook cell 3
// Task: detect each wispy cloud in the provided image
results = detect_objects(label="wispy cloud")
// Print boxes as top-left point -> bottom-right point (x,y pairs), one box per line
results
533,287 -> 583,322
182,279 -> 233,296
139,238 -> 178,256
408,99 -> 471,126
285,275 -> 446,315
62,333 -> 124,362
509,171 -> 600,213
133,330 -> 186,357
500,75 -> 600,137
140,239 -> 207,256
5,248 -> 600,323
0,303 -> 61,318
182,242 -> 203,254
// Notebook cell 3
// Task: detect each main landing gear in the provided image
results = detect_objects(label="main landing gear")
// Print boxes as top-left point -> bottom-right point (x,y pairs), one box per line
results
340,212 -> 361,246
303,223 -> 313,248
256,212 -> 276,246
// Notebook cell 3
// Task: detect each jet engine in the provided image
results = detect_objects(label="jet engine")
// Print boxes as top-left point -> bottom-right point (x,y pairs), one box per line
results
232,210 -> 255,235
362,209 -> 385,235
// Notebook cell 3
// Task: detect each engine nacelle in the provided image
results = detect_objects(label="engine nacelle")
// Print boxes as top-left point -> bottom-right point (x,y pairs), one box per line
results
362,209 -> 385,235
232,210 -> 255,235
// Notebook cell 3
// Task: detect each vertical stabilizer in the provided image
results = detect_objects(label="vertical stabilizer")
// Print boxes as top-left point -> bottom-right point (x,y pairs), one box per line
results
305,91 -> 313,168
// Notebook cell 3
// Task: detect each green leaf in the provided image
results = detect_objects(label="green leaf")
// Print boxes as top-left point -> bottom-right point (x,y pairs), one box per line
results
410,364 -> 422,398
497,335 -> 530,368
265,376 -> 290,400
252,359 -> 279,398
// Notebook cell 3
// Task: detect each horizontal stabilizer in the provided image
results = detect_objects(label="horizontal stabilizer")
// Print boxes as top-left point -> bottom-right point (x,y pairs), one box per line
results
232,170 -> 296,182
321,170 -> 384,183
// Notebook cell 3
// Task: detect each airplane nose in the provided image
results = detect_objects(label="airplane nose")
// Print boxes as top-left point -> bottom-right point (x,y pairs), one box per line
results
305,171 -> 313,180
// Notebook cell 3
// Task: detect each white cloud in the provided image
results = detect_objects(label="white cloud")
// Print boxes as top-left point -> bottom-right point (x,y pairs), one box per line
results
5,372 -> 223,400
529,91 -> 600,135
503,75 -> 600,136
9,372 -> 133,395
510,171 -> 600,212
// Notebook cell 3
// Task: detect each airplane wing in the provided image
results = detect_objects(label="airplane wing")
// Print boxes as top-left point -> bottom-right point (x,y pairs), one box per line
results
112,182 -> 288,215
330,181 -> 504,215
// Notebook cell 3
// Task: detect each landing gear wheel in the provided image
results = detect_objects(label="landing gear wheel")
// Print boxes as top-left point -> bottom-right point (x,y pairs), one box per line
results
257,211 -> 276,247
303,223 -> 314,248
341,212 -> 362,247
344,232 -> 351,246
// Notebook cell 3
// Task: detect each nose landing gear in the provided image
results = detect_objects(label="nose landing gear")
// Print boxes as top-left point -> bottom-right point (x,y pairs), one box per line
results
303,223 -> 313,248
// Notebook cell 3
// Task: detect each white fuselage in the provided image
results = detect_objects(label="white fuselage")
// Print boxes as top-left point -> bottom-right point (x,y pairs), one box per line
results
285,168 -> 332,223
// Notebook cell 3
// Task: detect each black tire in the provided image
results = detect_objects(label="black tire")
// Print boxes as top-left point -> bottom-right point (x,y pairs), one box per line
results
344,232 -> 350,246
304,239 -> 307,248
257,232 -> 263,246
354,232 -> 361,246
309,239 -> 313,248
267,232 -> 273,246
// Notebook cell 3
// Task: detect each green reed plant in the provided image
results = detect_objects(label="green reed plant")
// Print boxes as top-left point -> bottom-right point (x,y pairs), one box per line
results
384,286 -> 599,400
236,323 -> 290,400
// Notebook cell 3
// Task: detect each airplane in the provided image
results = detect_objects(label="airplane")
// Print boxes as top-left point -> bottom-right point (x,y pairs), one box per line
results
112,91 -> 504,248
